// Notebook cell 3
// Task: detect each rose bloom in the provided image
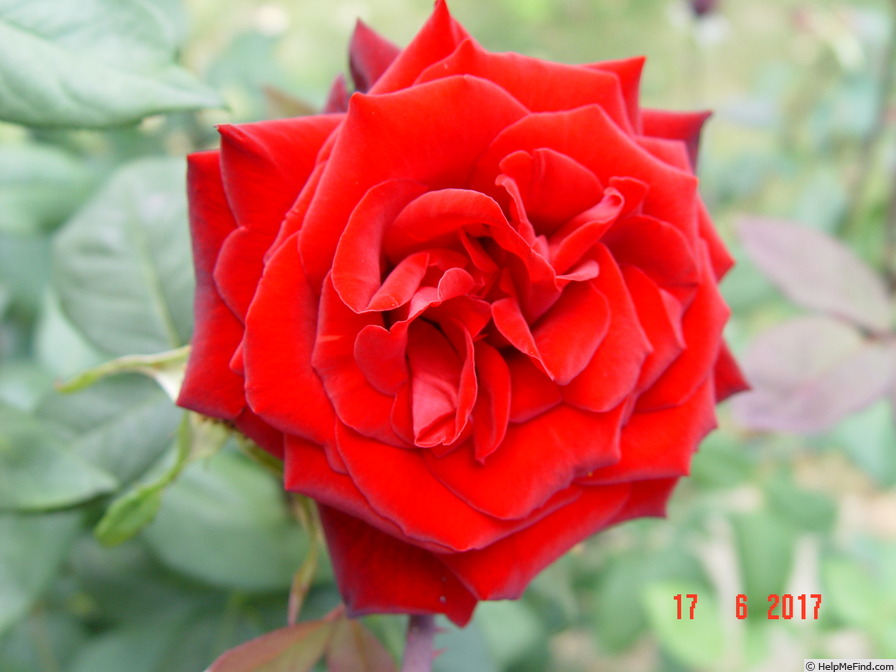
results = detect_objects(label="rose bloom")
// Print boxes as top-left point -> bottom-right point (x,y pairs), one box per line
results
178,0 -> 746,626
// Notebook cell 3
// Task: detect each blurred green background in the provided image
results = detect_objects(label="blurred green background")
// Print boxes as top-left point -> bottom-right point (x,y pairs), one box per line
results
1,0 -> 895,671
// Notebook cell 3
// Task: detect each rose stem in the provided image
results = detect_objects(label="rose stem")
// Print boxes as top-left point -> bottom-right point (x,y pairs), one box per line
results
400,614 -> 437,672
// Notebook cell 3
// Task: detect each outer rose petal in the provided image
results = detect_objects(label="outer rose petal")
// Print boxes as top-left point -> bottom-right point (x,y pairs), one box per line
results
348,20 -> 401,92
214,116 -> 342,320
332,423 -> 582,551
641,108 -> 712,170
415,38 -> 632,130
439,483 -> 631,600
368,0 -> 469,95
318,505 -> 477,626
582,379 -> 717,485
423,403 -> 626,520
588,57 -> 645,131
713,342 -> 750,401
178,150 -> 245,420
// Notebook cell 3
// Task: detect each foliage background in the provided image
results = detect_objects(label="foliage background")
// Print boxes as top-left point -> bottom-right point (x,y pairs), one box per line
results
1,0 -> 894,670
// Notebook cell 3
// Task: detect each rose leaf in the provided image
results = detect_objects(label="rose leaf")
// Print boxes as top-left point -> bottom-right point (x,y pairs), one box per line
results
141,449 -> 307,592
0,510 -> 81,637
0,144 -> 94,235
731,315 -> 896,433
0,404 -> 118,511
0,0 -> 222,127
204,620 -> 335,672
737,217 -> 892,333
325,617 -> 398,672
53,157 -> 194,356
37,374 -> 181,484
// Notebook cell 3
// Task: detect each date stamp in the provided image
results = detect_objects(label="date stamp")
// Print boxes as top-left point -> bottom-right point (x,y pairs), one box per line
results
673,593 -> 823,620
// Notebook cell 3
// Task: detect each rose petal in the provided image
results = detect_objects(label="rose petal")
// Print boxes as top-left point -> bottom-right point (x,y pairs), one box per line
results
641,108 -> 711,170
622,265 -> 686,392
548,186 -> 626,275
214,117 -> 341,320
415,38 -> 631,129
471,342 -> 511,462
423,402 -> 626,520
242,235 -> 337,447
497,148 -> 605,233
635,243 -> 730,411
605,477 -> 679,524
588,57 -> 645,131
178,150 -> 245,420
331,179 -> 429,312
406,319 -> 473,447
353,322 -> 410,395
697,199 -> 735,279
349,19 -> 401,92
313,277 -> 404,446
582,379 -> 717,484
494,280 -> 611,385
563,245 -> 652,412
713,342 -> 749,402
233,407 -> 284,459
332,424 -> 580,552
471,105 -> 699,238
368,0 -> 470,95
323,73 -> 350,113
507,352 -> 563,422
602,214 -> 700,289
439,482 -> 630,600
299,75 -> 528,290
318,505 -> 478,626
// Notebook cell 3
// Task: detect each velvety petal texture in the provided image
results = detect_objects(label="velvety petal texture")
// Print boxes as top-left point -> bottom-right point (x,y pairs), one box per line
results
178,0 -> 746,627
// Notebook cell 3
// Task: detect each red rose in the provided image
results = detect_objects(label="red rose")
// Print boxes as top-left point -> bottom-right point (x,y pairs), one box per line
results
178,0 -> 746,626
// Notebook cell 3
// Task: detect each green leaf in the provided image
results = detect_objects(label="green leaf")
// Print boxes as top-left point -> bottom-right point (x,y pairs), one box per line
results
0,359 -> 54,411
0,0 -> 222,127
37,374 -> 180,485
731,510 -> 794,605
204,620 -> 334,672
142,449 -> 307,592
0,230 -> 52,315
34,289 -> 108,379
53,157 -> 194,355
0,404 -> 118,511
0,510 -> 81,636
642,581 -> 726,669
0,143 -> 93,234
